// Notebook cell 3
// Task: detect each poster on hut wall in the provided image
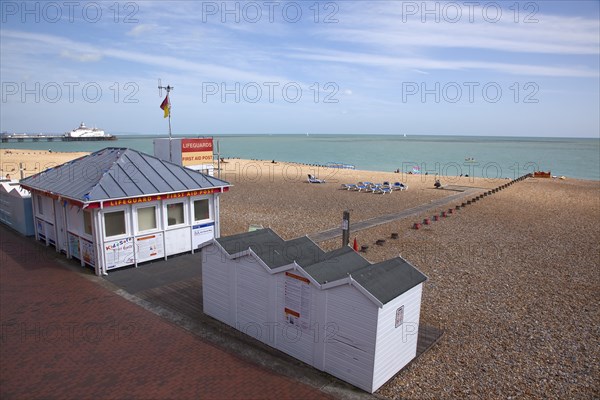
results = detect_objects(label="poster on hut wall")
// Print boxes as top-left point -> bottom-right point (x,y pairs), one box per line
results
192,222 -> 214,249
284,272 -> 311,332
36,218 -> 46,239
45,222 -> 56,245
68,233 -> 80,259
104,237 -> 134,269
80,238 -> 95,266
135,232 -> 164,262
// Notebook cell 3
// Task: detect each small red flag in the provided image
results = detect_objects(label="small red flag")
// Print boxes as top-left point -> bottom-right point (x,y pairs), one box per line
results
353,238 -> 359,251
160,94 -> 170,118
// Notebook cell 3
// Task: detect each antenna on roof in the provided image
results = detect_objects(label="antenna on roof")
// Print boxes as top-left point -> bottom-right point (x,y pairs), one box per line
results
158,79 -> 174,161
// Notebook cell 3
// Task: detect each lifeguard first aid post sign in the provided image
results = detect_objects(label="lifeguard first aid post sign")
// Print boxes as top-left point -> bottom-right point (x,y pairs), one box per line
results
19,148 -> 230,276
154,138 -> 214,175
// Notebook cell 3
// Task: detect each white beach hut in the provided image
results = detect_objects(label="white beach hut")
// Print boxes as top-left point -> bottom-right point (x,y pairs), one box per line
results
201,228 -> 427,393
0,178 -> 34,236
19,147 -> 230,275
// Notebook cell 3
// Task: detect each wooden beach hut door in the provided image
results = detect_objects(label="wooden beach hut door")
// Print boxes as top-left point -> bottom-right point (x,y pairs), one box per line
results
54,199 -> 68,253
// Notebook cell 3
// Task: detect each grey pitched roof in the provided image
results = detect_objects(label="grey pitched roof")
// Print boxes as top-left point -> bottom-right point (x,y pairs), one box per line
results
19,148 -> 230,203
353,258 -> 427,304
216,229 -> 427,305
217,228 -> 325,269
302,246 -> 370,284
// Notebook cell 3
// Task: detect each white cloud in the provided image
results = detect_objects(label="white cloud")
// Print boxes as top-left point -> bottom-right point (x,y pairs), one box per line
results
59,50 -> 103,63
127,24 -> 157,37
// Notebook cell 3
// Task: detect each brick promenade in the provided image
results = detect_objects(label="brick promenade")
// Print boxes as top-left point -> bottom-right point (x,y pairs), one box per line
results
0,226 -> 332,400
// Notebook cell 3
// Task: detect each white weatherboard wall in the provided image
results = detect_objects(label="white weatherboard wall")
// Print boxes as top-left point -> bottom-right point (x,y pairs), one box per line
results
275,271 -> 319,366
235,256 -> 271,344
323,284 -> 378,392
0,180 -> 34,236
202,241 -> 425,393
372,284 -> 423,392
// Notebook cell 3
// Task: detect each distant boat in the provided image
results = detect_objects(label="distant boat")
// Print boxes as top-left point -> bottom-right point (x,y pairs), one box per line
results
325,161 -> 355,170
65,122 -> 110,138
465,157 -> 477,163
403,133 -> 407,137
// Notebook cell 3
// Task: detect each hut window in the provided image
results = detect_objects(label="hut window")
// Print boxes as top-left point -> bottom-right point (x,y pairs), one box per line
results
137,206 -> 157,231
83,210 -> 93,235
37,195 -> 44,215
194,199 -> 210,221
167,202 -> 185,226
104,210 -> 126,237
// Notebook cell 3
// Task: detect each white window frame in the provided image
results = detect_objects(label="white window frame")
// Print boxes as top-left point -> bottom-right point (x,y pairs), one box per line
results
83,210 -> 93,236
133,202 -> 160,234
37,194 -> 44,216
163,198 -> 188,229
102,206 -> 130,239
191,195 -> 213,223
81,209 -> 94,240
66,205 -> 83,236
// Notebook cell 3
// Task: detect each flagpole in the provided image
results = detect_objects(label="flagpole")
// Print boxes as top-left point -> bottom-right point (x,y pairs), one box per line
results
168,94 -> 172,162
158,82 -> 174,162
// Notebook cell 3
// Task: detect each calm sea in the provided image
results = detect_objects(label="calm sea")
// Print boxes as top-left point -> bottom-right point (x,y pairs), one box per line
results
2,135 -> 599,181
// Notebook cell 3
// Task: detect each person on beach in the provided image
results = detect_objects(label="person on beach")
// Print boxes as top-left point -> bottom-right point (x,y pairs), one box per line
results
434,179 -> 441,189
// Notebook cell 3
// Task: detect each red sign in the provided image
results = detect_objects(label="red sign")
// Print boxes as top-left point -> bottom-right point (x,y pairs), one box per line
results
285,271 -> 310,284
84,187 -> 227,208
181,138 -> 214,166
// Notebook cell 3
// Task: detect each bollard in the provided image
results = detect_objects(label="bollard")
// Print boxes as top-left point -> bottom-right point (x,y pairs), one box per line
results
441,211 -> 448,217
467,200 -> 471,205
448,208 -> 454,214
413,222 -> 421,229
424,218 -> 431,225
391,232 -> 399,239
455,205 -> 461,210
433,215 -> 439,221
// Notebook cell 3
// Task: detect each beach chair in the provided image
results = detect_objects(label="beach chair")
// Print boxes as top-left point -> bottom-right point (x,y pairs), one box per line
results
355,182 -> 368,192
341,183 -> 357,190
392,182 -> 408,191
373,187 -> 392,195
308,174 -> 324,183
369,183 -> 383,192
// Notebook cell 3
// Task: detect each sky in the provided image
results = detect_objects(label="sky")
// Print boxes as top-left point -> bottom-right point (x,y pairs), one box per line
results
1,1 -> 599,137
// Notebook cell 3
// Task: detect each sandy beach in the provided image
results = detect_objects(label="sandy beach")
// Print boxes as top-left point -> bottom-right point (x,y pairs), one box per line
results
1,149 -> 90,179
1,149 -> 599,398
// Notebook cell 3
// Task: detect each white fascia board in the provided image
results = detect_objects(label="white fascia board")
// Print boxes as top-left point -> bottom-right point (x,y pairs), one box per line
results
349,275 -> 384,308
292,264 -> 323,287
211,239 -> 250,260
270,262 -> 296,274
247,247 -> 276,274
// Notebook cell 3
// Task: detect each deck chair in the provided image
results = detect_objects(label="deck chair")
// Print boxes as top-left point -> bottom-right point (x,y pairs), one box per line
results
356,182 -> 368,192
392,182 -> 408,191
308,174 -> 324,183
373,187 -> 392,195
